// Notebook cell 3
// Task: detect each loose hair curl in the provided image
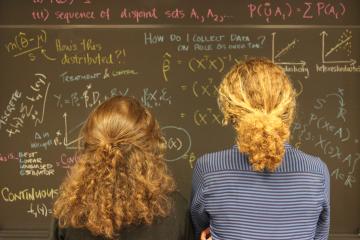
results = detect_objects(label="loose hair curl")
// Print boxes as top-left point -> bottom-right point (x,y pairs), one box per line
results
218,58 -> 296,171
53,96 -> 176,238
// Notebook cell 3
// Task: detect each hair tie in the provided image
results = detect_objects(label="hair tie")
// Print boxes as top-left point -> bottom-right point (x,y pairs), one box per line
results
102,143 -> 124,159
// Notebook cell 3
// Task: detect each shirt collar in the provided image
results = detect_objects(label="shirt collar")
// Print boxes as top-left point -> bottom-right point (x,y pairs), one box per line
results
233,142 -> 292,149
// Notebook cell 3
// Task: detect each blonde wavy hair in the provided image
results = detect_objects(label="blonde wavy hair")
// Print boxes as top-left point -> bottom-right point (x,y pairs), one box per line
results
53,96 -> 176,238
218,58 -> 296,172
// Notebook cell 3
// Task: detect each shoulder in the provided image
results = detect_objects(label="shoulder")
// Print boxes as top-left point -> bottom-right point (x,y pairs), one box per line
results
170,191 -> 188,204
194,146 -> 240,173
170,191 -> 189,214
49,218 -> 103,240
137,192 -> 193,240
169,191 -> 194,240
284,144 -> 329,175
148,192 -> 189,227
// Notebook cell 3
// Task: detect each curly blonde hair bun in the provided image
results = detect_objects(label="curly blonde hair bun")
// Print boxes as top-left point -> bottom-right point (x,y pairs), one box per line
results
53,96 -> 175,238
218,58 -> 296,172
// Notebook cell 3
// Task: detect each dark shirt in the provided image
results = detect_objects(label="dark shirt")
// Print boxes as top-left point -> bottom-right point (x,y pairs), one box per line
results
49,192 -> 193,240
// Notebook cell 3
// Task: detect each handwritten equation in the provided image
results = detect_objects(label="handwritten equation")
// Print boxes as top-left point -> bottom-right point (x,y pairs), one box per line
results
4,30 -> 55,62
27,202 -> 53,218
248,1 -> 346,23
28,1 -> 350,24
4,30 -> 128,65
53,84 -> 172,109
162,126 -> 192,162
292,88 -> 359,188
0,73 -> 50,138
31,0 -> 231,24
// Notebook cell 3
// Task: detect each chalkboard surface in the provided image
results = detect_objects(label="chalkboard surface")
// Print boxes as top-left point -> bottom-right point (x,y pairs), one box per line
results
0,1 -> 359,239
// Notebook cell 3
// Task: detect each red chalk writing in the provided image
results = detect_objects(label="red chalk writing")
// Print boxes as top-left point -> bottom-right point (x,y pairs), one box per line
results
248,1 -> 346,23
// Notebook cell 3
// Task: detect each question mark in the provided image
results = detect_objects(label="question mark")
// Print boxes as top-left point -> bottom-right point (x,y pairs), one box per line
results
114,50 -> 121,63
257,35 -> 266,46
114,49 -> 126,63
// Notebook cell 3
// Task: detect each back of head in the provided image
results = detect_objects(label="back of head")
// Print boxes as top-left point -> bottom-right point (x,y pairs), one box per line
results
218,58 -> 296,171
53,96 -> 175,238
81,96 -> 162,155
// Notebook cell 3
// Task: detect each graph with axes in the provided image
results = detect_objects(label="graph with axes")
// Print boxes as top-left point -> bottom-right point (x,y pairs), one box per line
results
62,112 -> 84,150
320,29 -> 357,65
271,32 -> 306,67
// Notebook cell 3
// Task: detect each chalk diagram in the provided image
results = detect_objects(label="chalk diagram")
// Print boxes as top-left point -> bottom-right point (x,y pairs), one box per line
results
271,32 -> 306,67
62,112 -> 84,150
320,29 -> 357,65
271,32 -> 305,93
161,126 -> 191,162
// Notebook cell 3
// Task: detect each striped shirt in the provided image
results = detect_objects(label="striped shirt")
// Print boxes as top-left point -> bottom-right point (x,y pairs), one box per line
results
190,143 -> 330,240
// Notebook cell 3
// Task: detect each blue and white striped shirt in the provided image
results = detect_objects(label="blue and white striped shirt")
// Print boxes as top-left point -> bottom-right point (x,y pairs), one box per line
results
190,144 -> 330,240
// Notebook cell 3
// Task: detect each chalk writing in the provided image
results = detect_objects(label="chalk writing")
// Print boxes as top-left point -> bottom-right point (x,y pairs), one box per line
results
55,38 -> 126,65
27,202 -> 53,218
53,84 -> 128,109
54,10 -> 96,23
188,8 -> 231,23
141,88 -> 172,108
271,32 -> 309,78
144,32 -> 165,45
121,8 -> 231,24
31,0 -> 98,22
1,73 -> 50,138
32,0 -> 92,5
248,1 -> 346,23
31,132 -> 52,150
53,84 -> 171,109
159,53 -> 245,82
56,153 -> 79,169
30,130 -> 63,149
292,88 -> 358,188
59,68 -> 138,83
314,88 -> 347,122
25,1 -> 353,24
4,30 -> 56,62
188,55 -> 226,73
162,52 -> 171,82
60,51 -> 115,65
55,38 -> 102,52
317,30 -> 360,72
145,32 -> 265,52
0,90 -> 22,131
31,7 -> 50,22
316,64 -> 360,72
192,78 -> 219,98
102,67 -> 138,79
19,151 -> 55,176
120,8 -> 159,23
183,152 -> 197,169
62,112 -> 84,150
0,187 -> 58,202
0,153 -> 19,163
194,108 -> 222,126
162,126 -> 192,162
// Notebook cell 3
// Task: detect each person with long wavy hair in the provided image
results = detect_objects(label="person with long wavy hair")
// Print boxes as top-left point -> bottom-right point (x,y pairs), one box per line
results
50,96 -> 193,240
192,58 -> 330,240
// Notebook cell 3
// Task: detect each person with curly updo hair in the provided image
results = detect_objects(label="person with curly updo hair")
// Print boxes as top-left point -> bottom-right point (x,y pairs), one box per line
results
50,96 -> 193,240
191,58 -> 330,240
